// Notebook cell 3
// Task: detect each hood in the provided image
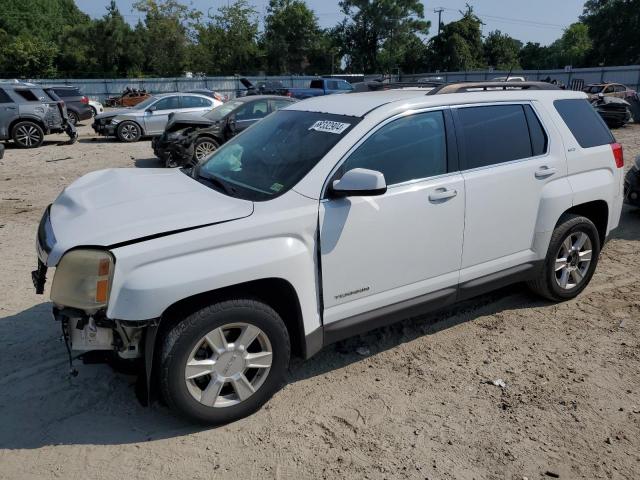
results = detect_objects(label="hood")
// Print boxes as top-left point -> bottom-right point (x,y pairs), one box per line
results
94,108 -> 138,120
46,168 -> 253,265
165,112 -> 215,132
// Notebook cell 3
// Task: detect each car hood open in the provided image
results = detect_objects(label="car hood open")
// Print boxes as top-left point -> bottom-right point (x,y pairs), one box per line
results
46,168 -> 253,265
165,113 -> 215,132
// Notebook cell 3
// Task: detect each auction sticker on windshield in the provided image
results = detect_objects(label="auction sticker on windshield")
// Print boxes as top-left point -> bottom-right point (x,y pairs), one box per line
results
308,120 -> 351,134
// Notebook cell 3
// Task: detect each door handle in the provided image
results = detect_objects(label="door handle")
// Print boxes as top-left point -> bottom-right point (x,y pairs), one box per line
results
535,166 -> 557,179
428,188 -> 457,202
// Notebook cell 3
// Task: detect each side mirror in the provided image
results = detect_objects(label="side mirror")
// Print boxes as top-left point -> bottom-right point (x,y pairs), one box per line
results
147,105 -> 157,113
598,92 -> 605,98
330,168 -> 387,197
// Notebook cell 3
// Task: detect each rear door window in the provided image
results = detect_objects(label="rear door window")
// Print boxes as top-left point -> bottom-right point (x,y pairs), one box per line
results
0,89 -> 13,103
54,88 -> 80,98
456,104 -> 533,169
553,99 -> 614,148
181,96 -> 212,108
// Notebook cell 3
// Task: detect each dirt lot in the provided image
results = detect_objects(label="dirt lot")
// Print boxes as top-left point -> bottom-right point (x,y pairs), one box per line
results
0,121 -> 639,480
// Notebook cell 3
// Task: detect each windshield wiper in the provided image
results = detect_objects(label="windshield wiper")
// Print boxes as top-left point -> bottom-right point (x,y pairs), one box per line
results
196,173 -> 236,196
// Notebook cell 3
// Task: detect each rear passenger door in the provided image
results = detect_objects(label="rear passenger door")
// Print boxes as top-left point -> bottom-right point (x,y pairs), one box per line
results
454,103 -> 567,283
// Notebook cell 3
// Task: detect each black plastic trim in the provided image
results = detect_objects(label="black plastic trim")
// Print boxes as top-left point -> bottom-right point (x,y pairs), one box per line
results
322,287 -> 457,346
304,326 -> 324,359
457,261 -> 543,301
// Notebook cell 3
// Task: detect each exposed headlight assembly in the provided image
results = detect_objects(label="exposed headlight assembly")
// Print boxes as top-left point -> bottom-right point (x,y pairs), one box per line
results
110,118 -> 121,125
51,249 -> 115,313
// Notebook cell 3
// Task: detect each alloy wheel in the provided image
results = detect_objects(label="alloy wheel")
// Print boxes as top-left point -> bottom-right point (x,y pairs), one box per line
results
121,124 -> 138,140
184,322 -> 273,408
554,231 -> 593,290
195,140 -> 217,161
15,125 -> 41,147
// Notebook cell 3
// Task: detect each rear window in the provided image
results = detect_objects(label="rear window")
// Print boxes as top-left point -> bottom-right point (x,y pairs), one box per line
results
54,88 -> 80,97
457,104 -> 535,169
554,99 -> 614,148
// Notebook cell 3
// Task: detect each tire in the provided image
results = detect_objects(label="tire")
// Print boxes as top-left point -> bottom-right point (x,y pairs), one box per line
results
67,111 -> 79,126
90,106 -> 97,117
116,121 -> 142,142
192,136 -> 219,165
160,299 -> 290,424
12,121 -> 44,148
528,214 -> 601,301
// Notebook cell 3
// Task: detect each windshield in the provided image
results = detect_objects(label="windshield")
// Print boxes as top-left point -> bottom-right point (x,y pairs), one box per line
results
195,110 -> 361,201
204,101 -> 244,121
131,96 -> 157,110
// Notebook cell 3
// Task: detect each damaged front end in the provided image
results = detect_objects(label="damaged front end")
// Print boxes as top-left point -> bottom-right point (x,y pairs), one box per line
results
591,96 -> 632,128
153,115 -> 215,168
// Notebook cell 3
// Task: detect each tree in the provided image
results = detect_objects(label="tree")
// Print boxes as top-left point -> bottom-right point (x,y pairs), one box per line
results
483,30 -> 522,70
428,5 -> 484,71
582,0 -> 640,66
519,42 -> 552,70
337,0 -> 429,73
262,0 -> 323,74
552,22 -> 592,67
192,0 -> 261,75
133,0 -> 200,76
1,35 -> 58,77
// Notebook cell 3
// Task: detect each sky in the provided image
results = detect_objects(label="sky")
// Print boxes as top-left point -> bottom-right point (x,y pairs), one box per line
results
74,0 -> 586,46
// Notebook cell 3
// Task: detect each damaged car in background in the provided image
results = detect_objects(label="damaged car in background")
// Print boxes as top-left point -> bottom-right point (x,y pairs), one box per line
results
0,81 -> 76,148
153,95 -> 295,167
624,155 -> 640,208
590,95 -> 632,128
93,92 -> 221,142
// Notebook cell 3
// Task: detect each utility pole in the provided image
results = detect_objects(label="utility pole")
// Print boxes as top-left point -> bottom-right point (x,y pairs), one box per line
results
434,7 -> 444,36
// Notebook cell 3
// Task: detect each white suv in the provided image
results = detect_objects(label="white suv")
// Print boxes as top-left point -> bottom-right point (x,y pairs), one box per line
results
33,82 -> 624,424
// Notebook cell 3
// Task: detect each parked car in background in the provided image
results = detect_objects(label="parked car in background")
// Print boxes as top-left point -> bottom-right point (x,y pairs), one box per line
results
584,83 -> 636,100
88,99 -> 104,117
105,89 -> 151,107
279,78 -> 353,99
492,76 -> 526,82
34,82 -> 624,424
153,95 -> 296,167
0,81 -> 68,148
47,85 -> 93,125
624,156 -> 640,207
93,93 -> 217,142
237,78 -> 286,97
184,89 -> 226,104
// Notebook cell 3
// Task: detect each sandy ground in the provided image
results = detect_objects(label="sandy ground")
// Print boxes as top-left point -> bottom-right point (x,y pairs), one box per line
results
0,120 -> 639,480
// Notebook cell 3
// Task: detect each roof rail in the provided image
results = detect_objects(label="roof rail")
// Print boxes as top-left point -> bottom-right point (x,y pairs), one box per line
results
427,81 -> 560,95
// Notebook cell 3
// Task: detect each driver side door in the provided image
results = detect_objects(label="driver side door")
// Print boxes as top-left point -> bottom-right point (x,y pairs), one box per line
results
319,109 -> 465,333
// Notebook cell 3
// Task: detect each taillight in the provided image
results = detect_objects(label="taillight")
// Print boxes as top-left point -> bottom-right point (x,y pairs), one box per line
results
81,96 -> 89,104
611,143 -> 624,168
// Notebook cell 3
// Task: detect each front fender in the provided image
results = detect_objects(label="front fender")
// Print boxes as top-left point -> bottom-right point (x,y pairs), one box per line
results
107,235 -> 320,335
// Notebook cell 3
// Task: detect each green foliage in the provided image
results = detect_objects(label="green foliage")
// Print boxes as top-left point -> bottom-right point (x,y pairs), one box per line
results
429,6 -> 484,71
484,30 -> 522,70
192,0 -> 261,75
262,0 -> 325,74
582,0 -> 640,65
0,0 -> 636,78
336,0 -> 430,73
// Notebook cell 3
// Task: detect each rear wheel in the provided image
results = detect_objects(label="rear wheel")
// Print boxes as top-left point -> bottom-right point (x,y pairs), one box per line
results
12,121 -> 44,148
117,121 -> 141,142
160,299 -> 290,424
528,214 -> 600,301
90,106 -> 97,117
67,111 -> 79,125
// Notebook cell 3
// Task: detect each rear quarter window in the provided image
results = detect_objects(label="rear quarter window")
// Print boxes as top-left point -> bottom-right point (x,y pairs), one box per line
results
554,99 -> 614,148
15,89 -> 40,102
0,89 -> 13,103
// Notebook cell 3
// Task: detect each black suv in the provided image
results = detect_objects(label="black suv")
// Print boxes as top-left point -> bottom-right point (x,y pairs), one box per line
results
47,85 -> 93,125
0,82 -> 69,148
152,95 -> 296,167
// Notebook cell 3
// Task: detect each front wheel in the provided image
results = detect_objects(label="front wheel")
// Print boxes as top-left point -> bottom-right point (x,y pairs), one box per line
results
192,136 -> 219,165
160,299 -> 290,424
117,121 -> 142,142
528,214 -> 601,301
67,111 -> 79,125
